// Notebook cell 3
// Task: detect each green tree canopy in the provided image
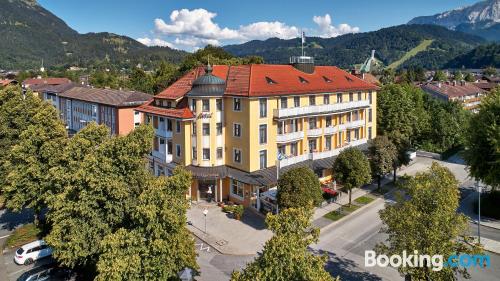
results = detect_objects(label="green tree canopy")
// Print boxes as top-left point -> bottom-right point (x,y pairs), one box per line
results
377,163 -> 480,280
277,167 -> 323,210
464,88 -> 500,188
231,208 -> 337,281
464,72 -> 476,82
483,66 -> 497,77
368,136 -> 398,189
96,167 -> 198,280
453,70 -> 464,81
332,147 -> 371,206
433,70 -> 447,82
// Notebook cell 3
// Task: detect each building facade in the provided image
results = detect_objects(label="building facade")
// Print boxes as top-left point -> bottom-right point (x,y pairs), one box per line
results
136,59 -> 378,211
421,81 -> 486,113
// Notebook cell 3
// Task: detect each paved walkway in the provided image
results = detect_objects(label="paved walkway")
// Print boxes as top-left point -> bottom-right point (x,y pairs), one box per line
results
459,191 -> 500,231
470,236 -> 500,255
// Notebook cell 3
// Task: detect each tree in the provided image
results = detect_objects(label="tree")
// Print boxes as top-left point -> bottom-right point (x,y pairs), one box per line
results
46,124 -> 155,269
368,136 -> 398,189
453,70 -> 464,81
377,163 -> 480,280
332,148 -> 371,206
464,72 -> 476,82
128,67 -> 154,94
96,167 -> 198,280
433,70 -> 447,82
464,88 -> 500,189
2,98 -> 67,224
277,167 -> 323,210
231,208 -> 337,281
483,66 -> 497,77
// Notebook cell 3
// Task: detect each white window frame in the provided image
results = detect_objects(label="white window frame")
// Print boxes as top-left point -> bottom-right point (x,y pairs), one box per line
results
233,123 -> 242,137
233,98 -> 242,111
203,148 -> 210,160
233,148 -> 242,164
230,179 -> 244,199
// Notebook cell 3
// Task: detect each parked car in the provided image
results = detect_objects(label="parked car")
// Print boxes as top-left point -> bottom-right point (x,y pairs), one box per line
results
14,240 -> 53,265
17,263 -> 74,281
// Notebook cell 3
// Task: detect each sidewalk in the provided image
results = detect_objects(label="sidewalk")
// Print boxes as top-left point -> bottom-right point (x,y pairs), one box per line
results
470,236 -> 500,255
459,191 -> 500,231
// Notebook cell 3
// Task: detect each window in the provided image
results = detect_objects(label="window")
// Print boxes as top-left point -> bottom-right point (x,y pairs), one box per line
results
233,98 -> 241,111
324,94 -> 330,104
357,92 -> 362,101
202,123 -> 210,136
192,122 -> 196,135
347,113 -> 351,122
278,121 -> 285,135
280,97 -> 288,109
354,128 -> 360,140
278,145 -> 286,157
167,141 -> 172,154
176,120 -> 181,133
259,98 -> 267,118
203,148 -> 210,160
337,93 -> 343,103
347,130 -> 351,142
326,136 -> 332,151
294,96 -> 300,107
191,99 -> 197,111
216,122 -> 222,135
167,119 -> 173,131
259,150 -> 267,169
233,123 -> 241,137
233,148 -> 242,163
176,144 -> 181,157
368,127 -> 372,140
154,136 -> 159,151
230,179 -> 244,198
202,99 -> 210,112
309,96 -> 316,106
259,124 -> 267,144
290,119 -> 299,132
349,92 -> 354,102
368,109 -> 373,122
290,142 -> 298,156
217,147 -> 223,159
309,117 -> 317,129
368,91 -> 372,104
309,139 -> 317,153
326,116 -> 332,127
167,101 -> 172,108
216,99 -> 223,111
338,132 -> 343,146
192,147 -> 197,160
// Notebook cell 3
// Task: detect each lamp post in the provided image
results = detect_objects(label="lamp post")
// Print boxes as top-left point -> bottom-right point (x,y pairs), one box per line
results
476,180 -> 481,244
202,208 -> 208,234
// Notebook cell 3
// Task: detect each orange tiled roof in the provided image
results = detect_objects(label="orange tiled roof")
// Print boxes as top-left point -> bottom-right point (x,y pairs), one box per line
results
422,82 -> 485,99
22,77 -> 72,86
0,79 -> 17,86
135,100 -> 195,119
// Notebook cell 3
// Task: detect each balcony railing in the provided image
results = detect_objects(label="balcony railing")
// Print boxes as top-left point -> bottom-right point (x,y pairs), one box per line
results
307,128 -> 323,137
273,100 -> 370,119
276,131 -> 304,143
278,138 -> 368,168
345,119 -> 365,129
324,126 -> 339,135
155,128 -> 173,139
152,150 -> 173,163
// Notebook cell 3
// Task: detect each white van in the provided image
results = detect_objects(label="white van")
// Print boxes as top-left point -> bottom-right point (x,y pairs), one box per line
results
14,240 -> 53,265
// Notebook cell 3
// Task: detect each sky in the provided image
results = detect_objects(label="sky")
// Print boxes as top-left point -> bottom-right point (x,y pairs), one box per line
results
38,0 -> 480,51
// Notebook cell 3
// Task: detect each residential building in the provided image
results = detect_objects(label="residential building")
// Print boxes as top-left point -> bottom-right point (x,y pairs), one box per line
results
421,81 -> 486,113
0,79 -> 18,87
39,86 -> 150,135
136,57 -> 378,210
22,77 -> 72,89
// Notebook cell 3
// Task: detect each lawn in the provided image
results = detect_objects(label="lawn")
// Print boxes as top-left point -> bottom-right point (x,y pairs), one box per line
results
388,39 -> 434,69
342,204 -> 360,213
324,210 -> 346,221
5,223 -> 42,249
355,196 -> 375,205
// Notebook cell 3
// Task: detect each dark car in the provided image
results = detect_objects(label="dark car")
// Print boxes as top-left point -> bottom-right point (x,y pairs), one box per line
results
17,264 -> 75,281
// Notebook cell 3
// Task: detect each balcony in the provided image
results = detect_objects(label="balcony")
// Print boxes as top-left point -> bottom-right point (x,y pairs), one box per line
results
155,128 -> 173,139
278,138 -> 368,168
152,150 -> 173,163
273,100 -> 370,119
345,119 -> 365,129
276,131 -> 304,143
324,126 -> 339,135
307,128 -> 323,137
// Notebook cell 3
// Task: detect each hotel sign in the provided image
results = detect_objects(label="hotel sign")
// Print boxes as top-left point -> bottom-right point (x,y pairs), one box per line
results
197,113 -> 213,119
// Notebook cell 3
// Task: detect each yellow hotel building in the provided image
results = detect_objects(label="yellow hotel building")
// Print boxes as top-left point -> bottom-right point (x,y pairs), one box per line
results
136,57 -> 378,211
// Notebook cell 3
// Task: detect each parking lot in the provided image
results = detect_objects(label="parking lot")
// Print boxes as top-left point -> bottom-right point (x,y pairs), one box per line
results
1,246 -> 55,281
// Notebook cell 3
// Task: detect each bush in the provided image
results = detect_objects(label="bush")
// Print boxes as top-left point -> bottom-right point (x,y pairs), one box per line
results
474,191 -> 500,219
277,167 -> 323,210
233,205 -> 244,220
222,205 -> 234,213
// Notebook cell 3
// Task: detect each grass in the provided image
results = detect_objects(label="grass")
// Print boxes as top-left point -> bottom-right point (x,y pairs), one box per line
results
5,223 -> 42,249
324,210 -> 346,221
355,196 -> 375,205
388,39 -> 434,69
0,194 -> 5,210
342,204 -> 360,213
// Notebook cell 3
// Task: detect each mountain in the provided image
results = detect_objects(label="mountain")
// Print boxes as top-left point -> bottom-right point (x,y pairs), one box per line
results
445,43 -> 500,68
223,25 -> 485,70
408,0 -> 500,41
0,0 -> 186,70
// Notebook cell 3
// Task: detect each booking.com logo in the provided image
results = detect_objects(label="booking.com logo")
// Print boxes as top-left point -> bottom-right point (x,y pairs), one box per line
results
365,250 -> 490,271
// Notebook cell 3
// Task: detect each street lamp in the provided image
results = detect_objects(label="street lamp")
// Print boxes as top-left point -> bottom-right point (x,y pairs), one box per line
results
476,180 -> 481,244
202,208 -> 208,234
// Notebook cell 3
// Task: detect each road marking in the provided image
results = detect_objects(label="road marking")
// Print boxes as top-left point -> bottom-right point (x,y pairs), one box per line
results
0,234 -> 12,240
195,243 -> 210,252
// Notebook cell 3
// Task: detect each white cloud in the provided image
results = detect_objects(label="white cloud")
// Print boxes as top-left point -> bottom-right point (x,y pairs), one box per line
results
137,37 -> 175,48
312,14 -> 359,38
143,9 -> 360,51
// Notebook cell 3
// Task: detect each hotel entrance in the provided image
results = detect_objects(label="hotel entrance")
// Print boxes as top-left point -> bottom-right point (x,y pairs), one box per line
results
198,179 -> 216,202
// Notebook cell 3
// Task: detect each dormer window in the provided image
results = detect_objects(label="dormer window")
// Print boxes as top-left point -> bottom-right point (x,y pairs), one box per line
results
299,77 -> 309,84
323,76 -> 332,83
266,77 -> 277,84
345,76 -> 354,82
